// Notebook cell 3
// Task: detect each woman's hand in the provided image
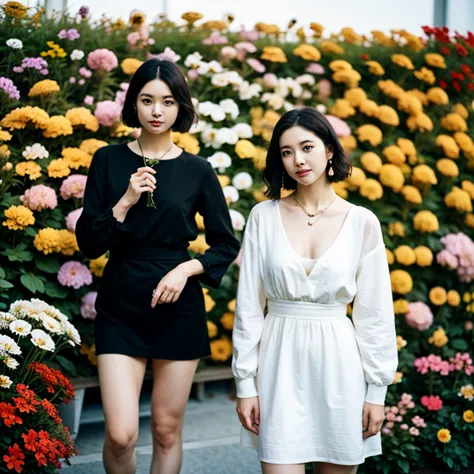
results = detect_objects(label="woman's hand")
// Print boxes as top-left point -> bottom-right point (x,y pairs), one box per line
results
151,265 -> 189,307
362,402 -> 385,439
236,397 -> 260,435
120,166 -> 157,208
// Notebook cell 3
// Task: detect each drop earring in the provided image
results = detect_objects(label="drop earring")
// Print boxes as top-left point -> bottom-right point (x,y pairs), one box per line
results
281,172 -> 285,189
328,159 -> 334,177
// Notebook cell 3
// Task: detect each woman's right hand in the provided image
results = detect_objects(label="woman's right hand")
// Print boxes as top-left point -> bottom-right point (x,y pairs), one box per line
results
236,396 -> 260,435
120,166 -> 157,208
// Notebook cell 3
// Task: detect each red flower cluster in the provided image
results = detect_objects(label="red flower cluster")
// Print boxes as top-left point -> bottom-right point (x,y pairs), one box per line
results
3,444 -> 24,473
421,395 -> 443,411
12,383 -> 41,415
422,25 -> 450,43
28,362 -> 75,402
0,402 -> 22,428
41,399 -> 62,424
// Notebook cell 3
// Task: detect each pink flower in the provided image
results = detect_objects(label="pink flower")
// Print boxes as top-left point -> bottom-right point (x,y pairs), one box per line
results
386,411 -> 396,421
149,47 -> 181,63
127,32 -> 141,47
246,58 -> 266,73
395,415 -> 403,422
317,79 -> 332,98
60,175 -> 87,200
263,73 -> 278,88
87,48 -> 118,72
409,427 -> 420,436
202,32 -> 228,45
187,69 -> 199,81
239,26 -> 259,42
306,63 -> 325,74
420,395 -> 443,411
400,424 -> 409,430
390,406 -> 399,414
78,79 -> 85,86
324,115 -> 351,137
94,100 -> 122,127
221,46 -> 237,59
399,408 -> 407,415
436,249 -> 458,269
84,95 -> 94,105
412,416 -> 426,428
405,302 -> 433,331
80,292 -> 97,319
235,42 -> 257,53
385,421 -> 394,429
79,67 -> 92,78
58,261 -> 93,289
382,427 -> 392,435
20,185 -> 57,211
69,77 -> 76,84
66,208 -> 83,232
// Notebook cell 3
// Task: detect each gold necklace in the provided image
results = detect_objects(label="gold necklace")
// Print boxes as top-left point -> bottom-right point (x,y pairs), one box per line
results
294,194 -> 337,226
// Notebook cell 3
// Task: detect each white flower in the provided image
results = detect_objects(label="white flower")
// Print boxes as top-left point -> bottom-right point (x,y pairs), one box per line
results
289,81 -> 303,98
70,49 -> 85,60
207,60 -> 224,73
189,120 -> 212,135
4,355 -> 19,370
219,99 -> 239,119
229,210 -> 246,231
198,101 -> 214,117
284,102 -> 296,112
316,104 -> 327,114
22,143 -> 49,160
261,93 -> 285,111
6,38 -> 23,49
302,90 -> 313,100
210,106 -> 226,122
223,186 -> 239,203
0,312 -> 16,329
232,172 -> 253,190
296,74 -> 316,86
201,128 -> 221,148
63,320 -> 81,346
215,127 -> 239,146
275,79 -> 289,97
211,72 -> 230,88
40,314 -> 62,334
0,375 -> 13,389
208,152 -> 232,171
227,71 -> 243,87
232,123 -> 253,139
239,81 -> 262,101
197,62 -> 210,75
184,52 -> 203,69
0,335 -> 21,355
30,329 -> 55,352
9,320 -> 32,337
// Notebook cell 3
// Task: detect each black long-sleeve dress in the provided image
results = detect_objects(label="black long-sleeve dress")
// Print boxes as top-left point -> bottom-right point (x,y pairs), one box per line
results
76,143 -> 240,360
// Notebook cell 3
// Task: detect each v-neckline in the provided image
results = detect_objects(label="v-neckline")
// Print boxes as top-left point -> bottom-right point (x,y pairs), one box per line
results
275,200 -> 355,279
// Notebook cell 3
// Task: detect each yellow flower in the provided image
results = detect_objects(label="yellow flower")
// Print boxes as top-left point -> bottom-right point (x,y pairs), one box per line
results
332,69 -> 361,88
255,22 -> 280,35
397,138 -> 416,158
464,410 -> 474,423
347,167 -> 366,188
47,158 -> 71,178
389,222 -> 405,237
0,128 -> 12,142
428,327 -> 448,347
383,145 -> 405,166
359,179 -> 383,201
203,291 -> 215,313
366,60 -> 385,76
0,145 -> 11,159
15,161 -> 42,180
397,335 -> 407,350
329,60 -> 352,72
447,290 -> 460,307
80,139 -> 108,156
181,11 -> 203,24
344,88 -> 367,107
371,30 -> 394,46
320,41 -> 344,55
441,113 -> 468,133
42,116 -> 73,138
462,181 -> 474,199
437,429 -> 451,444
394,299 -> 409,314
355,124 -> 383,146
401,185 -> 422,204
201,20 -> 227,31
340,27 -> 362,44
2,1 -> 28,18
394,246 -> 416,265
310,22 -> 324,36
3,205 -> 35,230
172,132 -> 200,155
454,132 -> 474,154
207,321 -> 218,339
189,234 -> 209,254
412,165 -> 437,185
235,140 -> 256,159
445,187 -> 472,213
121,58 -> 144,75
406,113 -> 433,132
459,384 -> 474,400
377,105 -> 399,126
217,175 -> 230,188
414,246 -> 433,267
210,338 -> 233,362
220,312 -> 235,330
28,80 -> 60,97
453,103 -> 469,119
65,107 -> 99,132
425,53 -> 446,69
408,88 -> 429,104
393,372 -> 403,384
332,181 -> 348,199
129,11 -> 145,27
293,44 -> 321,61
413,210 -> 439,233
260,46 -> 287,63
397,93 -> 423,116
414,67 -> 436,84
89,255 -> 109,277
390,270 -> 413,295
62,147 -> 92,169
378,80 -> 405,99
429,287 -> 447,306
379,164 -> 405,192
252,147 -> 267,171
0,106 -> 50,130
466,213 -> 474,228
112,122 -> 135,138
391,54 -> 414,70
359,100 -> 379,117
360,152 -> 382,174
338,135 -> 357,154
58,229 -> 78,255
386,249 -> 395,265
436,159 -> 459,177
435,134 -> 460,159
329,99 -> 356,119
426,87 -> 449,105
463,292 -> 472,303
33,228 -> 61,254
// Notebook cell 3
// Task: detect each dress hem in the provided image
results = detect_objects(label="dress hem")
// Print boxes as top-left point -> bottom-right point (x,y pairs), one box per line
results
96,350 -> 211,361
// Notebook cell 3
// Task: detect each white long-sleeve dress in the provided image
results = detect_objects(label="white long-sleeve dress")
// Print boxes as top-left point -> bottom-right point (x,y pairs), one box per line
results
232,200 -> 398,465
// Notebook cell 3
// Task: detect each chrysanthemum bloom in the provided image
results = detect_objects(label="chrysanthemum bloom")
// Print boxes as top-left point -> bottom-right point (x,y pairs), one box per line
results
437,428 -> 451,443
397,93 -> 423,115
425,53 -> 446,68
60,174 -> 87,200
366,61 -> 384,76
181,11 -> 203,24
321,41 -> 344,54
3,205 -> 35,230
355,124 -> 383,146
427,87 -> 449,105
401,185 -> 423,204
360,152 -> 382,174
389,222 -> 405,237
210,338 -> 233,361
65,107 -> 99,132
394,246 -> 416,266
21,185 -> 58,211
379,164 -> 405,192
0,106 -> 49,130
413,210 -> 439,233
80,292 -> 98,320
437,159 -> 459,177
346,167 -> 366,188
207,321 -> 218,338
61,147 -> 92,170
30,329 -> 55,351
444,187 -> 472,213
359,179 -> 383,201
406,113 -> 433,132
58,261 -> 93,289
405,302 -> 433,330
15,161 -> 42,180
441,113 -> 468,132
87,49 -> 118,72
235,140 -> 256,159
33,228 -> 62,254
48,158 -> 71,178
121,58 -> 144,75
463,410 -> 474,423
94,100 -> 122,127
378,79 -> 405,99
377,105 -> 399,126
390,270 -> 413,295
393,299 -> 409,314
329,99 -> 356,119
428,328 -> 448,347
79,139 -> 108,156
392,54 -> 414,70
412,165 -> 438,185
343,88 -> 367,107
383,145 -> 405,166
28,80 -> 60,97
414,246 -> 433,266
66,208 -> 83,232
436,134 -> 460,159
293,44 -> 321,61
260,46 -> 287,63
462,181 -> 474,199
42,116 -> 73,138
58,229 -> 79,255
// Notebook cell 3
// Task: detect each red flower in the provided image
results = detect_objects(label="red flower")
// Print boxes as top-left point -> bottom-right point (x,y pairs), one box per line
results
421,395 -> 443,411
0,402 -> 22,428
439,79 -> 448,89
467,83 -> 474,90
22,429 -> 39,452
361,54 -> 370,61
453,80 -> 462,92
461,64 -> 472,73
456,44 -> 468,56
466,32 -> 474,48
41,399 -> 62,424
440,46 -> 451,56
15,384 -> 39,405
13,397 -> 38,414
451,71 -> 465,81
422,25 -> 434,35
28,363 -> 75,402
3,444 -> 25,473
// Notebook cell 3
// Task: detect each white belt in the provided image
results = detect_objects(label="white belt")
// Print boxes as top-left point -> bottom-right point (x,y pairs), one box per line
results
267,299 -> 347,320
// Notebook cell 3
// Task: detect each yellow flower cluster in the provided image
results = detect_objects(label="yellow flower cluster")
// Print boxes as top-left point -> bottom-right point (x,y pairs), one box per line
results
426,87 -> 449,105
355,124 -> 383,146
42,116 -> 73,138
414,67 -> 436,84
401,185 -> 422,204
425,53 -> 446,69
181,11 -> 203,24
412,165 -> 437,185
235,139 -> 256,159
0,127 -> 12,142
413,210 -> 439,233
394,246 -> 416,265
359,179 -> 383,201
379,164 -> 404,192
0,106 -> 50,130
41,41 -> 67,59
66,108 -> 100,132
428,327 -> 448,347
329,99 -> 355,119
437,429 -> 451,444
172,132 -> 200,155
220,312 -> 235,330
320,41 -> 344,55
391,54 -> 414,70
436,159 -> 459,177
61,147 -> 92,169
340,27 -> 362,44
360,152 -> 382,174
447,290 -> 460,306
389,222 -> 405,237
48,158 -> 71,178
310,22 -> 324,37
378,80 -> 404,99
121,58 -> 144,75
28,80 -> 60,97
210,338 -> 233,362
201,20 -> 227,31
16,161 -> 42,180
252,147 -> 267,171
293,44 -> 321,61
396,335 -> 407,350
80,139 -> 108,156
444,186 -> 473,213
260,46 -> 287,63
255,22 -> 280,35
366,61 -> 385,76
3,205 -> 35,230
464,410 -> 474,423
390,270 -> 413,294
329,60 -> 361,88
2,1 -> 28,18
394,299 -> 409,314
371,31 -> 394,47
33,228 -> 78,255
111,123 -> 135,138
441,113 -> 468,132
89,254 -> 109,277
414,246 -> 433,266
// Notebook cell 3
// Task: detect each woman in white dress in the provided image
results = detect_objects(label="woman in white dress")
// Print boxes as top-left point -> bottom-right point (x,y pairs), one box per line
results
232,107 -> 398,474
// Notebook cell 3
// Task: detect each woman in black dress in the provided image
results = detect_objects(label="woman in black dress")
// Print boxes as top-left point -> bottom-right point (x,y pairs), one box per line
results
76,59 -> 240,474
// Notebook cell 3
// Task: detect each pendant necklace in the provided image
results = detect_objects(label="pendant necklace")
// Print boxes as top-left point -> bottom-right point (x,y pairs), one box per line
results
293,194 -> 337,226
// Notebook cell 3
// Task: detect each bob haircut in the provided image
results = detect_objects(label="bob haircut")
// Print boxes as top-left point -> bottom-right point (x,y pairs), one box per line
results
262,107 -> 352,200
121,59 -> 198,132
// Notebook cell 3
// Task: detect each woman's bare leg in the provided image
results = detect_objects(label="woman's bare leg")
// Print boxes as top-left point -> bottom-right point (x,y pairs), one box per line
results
261,462 -> 306,474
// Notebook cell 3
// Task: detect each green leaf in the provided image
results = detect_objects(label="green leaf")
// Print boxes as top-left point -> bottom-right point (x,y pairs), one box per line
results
0,280 -> 14,289
24,227 -> 37,238
397,459 -> 410,474
18,251 -> 34,262
45,219 -> 62,229
20,274 -> 45,294
45,282 -> 68,299
451,338 -> 469,351
35,256 -> 61,274
0,268 -> 5,279
55,355 -> 77,377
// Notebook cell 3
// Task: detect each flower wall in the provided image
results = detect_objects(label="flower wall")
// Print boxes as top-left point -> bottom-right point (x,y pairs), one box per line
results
0,4 -> 473,472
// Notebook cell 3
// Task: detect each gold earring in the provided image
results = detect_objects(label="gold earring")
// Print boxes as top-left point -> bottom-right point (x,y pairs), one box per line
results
281,173 -> 285,189
328,159 -> 334,177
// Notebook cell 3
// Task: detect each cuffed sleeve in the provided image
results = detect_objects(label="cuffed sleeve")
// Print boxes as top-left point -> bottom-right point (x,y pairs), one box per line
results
194,164 -> 240,288
232,209 -> 266,398
352,215 -> 398,406
76,148 -> 133,259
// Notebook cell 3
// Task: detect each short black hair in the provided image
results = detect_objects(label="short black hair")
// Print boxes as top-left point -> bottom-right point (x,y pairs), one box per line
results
122,59 -> 198,132
263,107 -> 352,200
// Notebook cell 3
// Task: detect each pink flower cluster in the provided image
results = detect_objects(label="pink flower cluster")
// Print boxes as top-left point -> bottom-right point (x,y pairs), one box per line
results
60,175 -> 87,200
202,32 -> 228,45
87,49 -> 118,72
405,302 -> 433,331
247,58 -> 266,73
415,353 -> 474,376
383,394 -> 422,437
239,26 -> 259,42
437,232 -> 474,282
13,57 -> 49,75
127,25 -> 155,49
94,100 -> 122,127
306,63 -> 325,74
80,292 -> 97,320
148,47 -> 180,63
66,208 -> 83,232
58,28 -> 80,40
325,115 -> 351,137
420,395 -> 443,411
0,77 -> 20,100
20,184 -> 58,211
114,83 -> 129,107
58,261 -> 93,289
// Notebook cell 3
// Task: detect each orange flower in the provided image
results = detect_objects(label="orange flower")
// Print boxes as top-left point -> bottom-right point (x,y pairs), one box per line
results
3,443 -> 25,473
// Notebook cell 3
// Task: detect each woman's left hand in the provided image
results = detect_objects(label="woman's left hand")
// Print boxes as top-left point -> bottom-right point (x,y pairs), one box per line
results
151,265 -> 189,307
362,402 -> 385,439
